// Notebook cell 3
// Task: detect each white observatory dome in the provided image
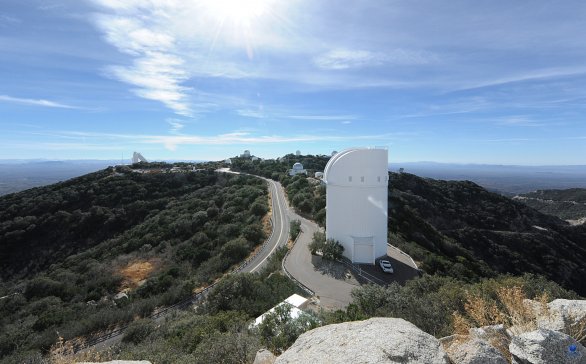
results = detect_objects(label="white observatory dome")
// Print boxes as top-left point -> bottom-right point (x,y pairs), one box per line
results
293,162 -> 304,170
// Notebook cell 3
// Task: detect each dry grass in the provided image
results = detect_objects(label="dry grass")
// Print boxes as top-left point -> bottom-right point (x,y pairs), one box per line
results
49,335 -> 113,364
449,286 -> 552,362
118,259 -> 161,290
562,313 -> 586,345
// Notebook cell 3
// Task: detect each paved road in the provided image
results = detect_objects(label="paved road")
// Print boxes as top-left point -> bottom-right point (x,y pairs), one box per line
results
241,178 -> 289,273
284,211 -> 359,310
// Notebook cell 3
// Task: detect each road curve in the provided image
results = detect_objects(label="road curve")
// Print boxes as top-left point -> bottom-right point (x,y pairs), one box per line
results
241,178 -> 289,273
284,212 -> 357,309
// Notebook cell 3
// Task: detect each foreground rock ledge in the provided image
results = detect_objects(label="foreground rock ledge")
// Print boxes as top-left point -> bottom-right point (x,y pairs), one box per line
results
275,317 -> 449,364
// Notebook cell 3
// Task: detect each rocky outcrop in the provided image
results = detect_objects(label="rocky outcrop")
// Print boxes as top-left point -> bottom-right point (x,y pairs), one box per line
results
275,317 -> 449,364
445,337 -> 508,364
79,361 -> 152,364
539,299 -> 586,332
509,329 -> 586,364
253,349 -> 276,364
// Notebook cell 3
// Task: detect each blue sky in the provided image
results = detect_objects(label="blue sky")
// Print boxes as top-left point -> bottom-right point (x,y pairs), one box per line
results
1,0 -> 585,164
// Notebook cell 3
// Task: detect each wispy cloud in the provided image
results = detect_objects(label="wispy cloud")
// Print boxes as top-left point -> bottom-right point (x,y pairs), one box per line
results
453,67 -> 586,92
497,116 -> 544,127
0,14 -> 21,26
0,95 -> 77,109
166,118 -> 185,134
287,114 -> 358,121
237,108 -> 265,118
37,129 -> 401,151
314,48 -> 436,70
93,9 -> 192,116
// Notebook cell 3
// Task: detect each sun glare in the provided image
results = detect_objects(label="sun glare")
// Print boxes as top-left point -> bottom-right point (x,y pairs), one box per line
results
203,0 -> 271,24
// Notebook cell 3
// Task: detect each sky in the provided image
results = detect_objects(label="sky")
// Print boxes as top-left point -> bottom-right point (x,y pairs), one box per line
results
1,0 -> 586,164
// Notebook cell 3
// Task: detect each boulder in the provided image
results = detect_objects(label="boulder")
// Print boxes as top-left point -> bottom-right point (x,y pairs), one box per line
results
79,361 -> 152,364
253,349 -> 276,364
538,299 -> 586,332
275,317 -> 449,363
445,337 -> 508,364
509,328 -> 586,363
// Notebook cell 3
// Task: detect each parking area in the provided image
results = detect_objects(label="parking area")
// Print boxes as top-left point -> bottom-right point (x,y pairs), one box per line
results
354,245 -> 420,285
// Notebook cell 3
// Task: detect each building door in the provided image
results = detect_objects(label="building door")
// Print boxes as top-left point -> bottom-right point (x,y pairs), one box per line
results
352,236 -> 374,264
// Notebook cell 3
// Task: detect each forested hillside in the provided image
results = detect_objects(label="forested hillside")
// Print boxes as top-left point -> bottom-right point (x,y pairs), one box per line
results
515,188 -> 586,221
0,166 -> 272,361
387,173 -> 586,295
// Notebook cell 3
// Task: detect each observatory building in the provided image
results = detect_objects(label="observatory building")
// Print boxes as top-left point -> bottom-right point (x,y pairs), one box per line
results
323,147 -> 388,264
289,162 -> 307,176
131,152 -> 148,164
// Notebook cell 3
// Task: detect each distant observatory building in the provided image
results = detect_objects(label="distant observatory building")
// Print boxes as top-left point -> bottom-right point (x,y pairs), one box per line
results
324,147 -> 388,264
131,152 -> 148,164
241,150 -> 251,158
289,162 -> 307,176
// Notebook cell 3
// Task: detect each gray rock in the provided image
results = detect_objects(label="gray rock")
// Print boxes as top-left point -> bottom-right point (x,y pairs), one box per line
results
509,328 -> 586,363
445,338 -> 508,364
469,324 -> 507,341
253,349 -> 276,364
79,361 -> 152,364
539,299 -> 586,332
275,317 -> 449,364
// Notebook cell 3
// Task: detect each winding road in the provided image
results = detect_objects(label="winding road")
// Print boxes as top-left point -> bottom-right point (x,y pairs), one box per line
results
240,177 -> 290,273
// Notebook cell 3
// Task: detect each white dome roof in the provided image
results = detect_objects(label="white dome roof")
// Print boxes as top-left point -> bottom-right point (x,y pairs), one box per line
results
293,162 -> 304,170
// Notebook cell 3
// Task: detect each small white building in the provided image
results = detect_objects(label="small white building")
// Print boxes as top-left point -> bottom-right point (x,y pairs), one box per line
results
241,150 -> 251,158
315,171 -> 324,179
225,158 -> 232,164
251,294 -> 309,327
296,150 -> 301,156
324,147 -> 388,264
289,162 -> 307,176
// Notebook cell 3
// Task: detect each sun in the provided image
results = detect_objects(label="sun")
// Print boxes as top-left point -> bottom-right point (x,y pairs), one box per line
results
202,0 -> 272,25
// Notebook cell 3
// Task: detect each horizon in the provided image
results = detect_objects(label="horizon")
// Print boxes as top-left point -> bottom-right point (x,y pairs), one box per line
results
2,156 -> 586,169
2,1 -> 586,164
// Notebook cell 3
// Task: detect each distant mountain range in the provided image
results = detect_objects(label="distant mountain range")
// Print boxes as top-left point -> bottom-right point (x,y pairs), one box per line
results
0,159 -> 206,196
390,162 -> 586,195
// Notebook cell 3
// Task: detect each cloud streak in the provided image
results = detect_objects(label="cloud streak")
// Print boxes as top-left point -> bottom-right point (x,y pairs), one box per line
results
93,8 -> 192,116
0,95 -> 77,109
314,48 -> 436,70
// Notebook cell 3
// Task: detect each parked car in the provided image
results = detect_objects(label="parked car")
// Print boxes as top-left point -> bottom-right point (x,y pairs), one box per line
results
379,259 -> 393,273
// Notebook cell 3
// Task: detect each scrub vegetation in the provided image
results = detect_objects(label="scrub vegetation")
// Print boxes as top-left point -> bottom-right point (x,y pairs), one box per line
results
2,154 -> 586,363
0,166 -> 270,362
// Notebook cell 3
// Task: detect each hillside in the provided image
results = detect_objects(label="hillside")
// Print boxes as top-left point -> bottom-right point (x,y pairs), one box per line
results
514,188 -> 586,222
0,165 -> 280,361
274,157 -> 586,295
387,173 -> 586,295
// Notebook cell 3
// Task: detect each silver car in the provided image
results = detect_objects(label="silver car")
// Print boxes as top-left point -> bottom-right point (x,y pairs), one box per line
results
379,259 -> 393,273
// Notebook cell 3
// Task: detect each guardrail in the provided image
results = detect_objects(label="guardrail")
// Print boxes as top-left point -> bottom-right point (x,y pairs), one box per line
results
73,179 -> 278,353
338,258 -> 388,286
281,225 -> 315,297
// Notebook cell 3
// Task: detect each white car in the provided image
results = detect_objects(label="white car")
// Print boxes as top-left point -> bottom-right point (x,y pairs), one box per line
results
379,259 -> 393,273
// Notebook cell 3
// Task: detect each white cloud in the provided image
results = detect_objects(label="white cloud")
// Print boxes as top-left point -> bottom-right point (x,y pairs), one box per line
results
0,95 -> 77,109
498,116 -> 543,127
314,48 -> 436,70
166,118 -> 185,134
93,7 -> 192,116
43,129 -> 401,151
287,114 -> 358,121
